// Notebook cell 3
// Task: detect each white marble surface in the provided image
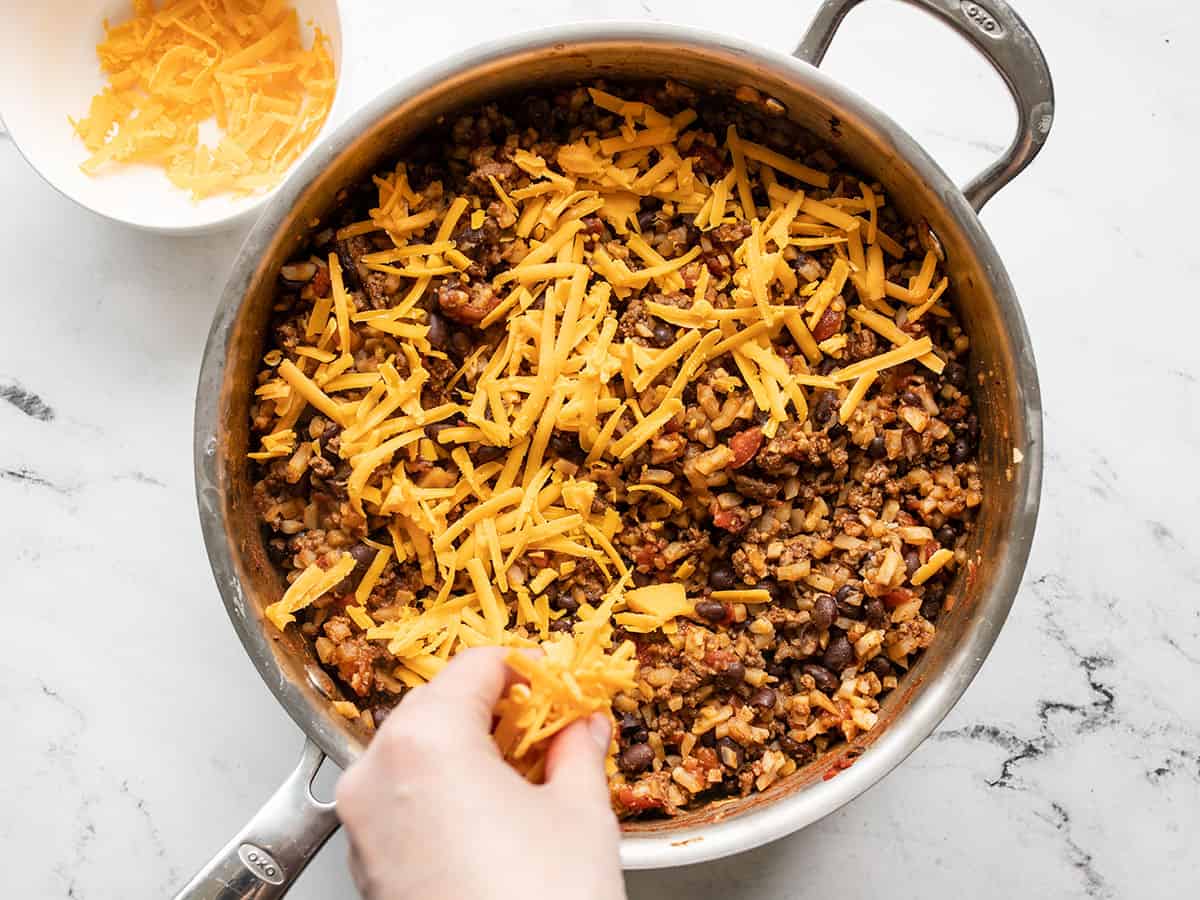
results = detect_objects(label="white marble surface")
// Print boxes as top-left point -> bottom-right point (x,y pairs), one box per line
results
2,1 -> 1197,897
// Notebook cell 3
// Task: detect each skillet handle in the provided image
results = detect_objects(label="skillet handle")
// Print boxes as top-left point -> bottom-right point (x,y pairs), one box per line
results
173,740 -> 340,900
794,0 -> 1054,212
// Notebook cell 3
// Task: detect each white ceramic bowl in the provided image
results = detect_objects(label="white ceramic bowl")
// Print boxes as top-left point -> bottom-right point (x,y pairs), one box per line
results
0,0 -> 346,235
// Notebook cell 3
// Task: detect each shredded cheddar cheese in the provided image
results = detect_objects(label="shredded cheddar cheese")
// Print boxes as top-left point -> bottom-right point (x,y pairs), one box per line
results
72,0 -> 336,200
493,591 -> 637,781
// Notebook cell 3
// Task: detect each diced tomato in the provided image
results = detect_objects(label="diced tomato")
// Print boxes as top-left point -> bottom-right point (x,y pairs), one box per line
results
634,541 -> 664,571
616,786 -> 665,812
711,504 -> 749,533
704,647 -> 738,669
311,264 -> 331,297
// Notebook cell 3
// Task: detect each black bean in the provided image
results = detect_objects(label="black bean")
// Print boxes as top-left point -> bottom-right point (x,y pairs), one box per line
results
700,729 -> 718,748
424,420 -> 455,441
319,420 -> 341,451
936,524 -> 958,547
618,743 -> 656,774
942,360 -> 967,389
779,736 -> 816,764
618,713 -> 649,744
474,444 -> 506,464
652,321 -> 676,348
900,390 -> 922,407
950,439 -> 971,465
749,687 -> 776,711
550,590 -> 580,614
449,330 -> 472,358
548,431 -> 586,464
716,660 -> 746,689
921,593 -> 944,621
765,661 -> 789,680
802,663 -> 839,694
868,435 -> 887,459
265,540 -> 289,566
694,599 -> 728,622
835,589 -> 863,620
822,635 -> 855,672
756,579 -> 786,604
708,564 -> 736,591
835,584 -> 856,602
549,616 -> 575,633
864,598 -> 888,629
905,551 -> 922,579
717,737 -> 745,769
826,422 -> 847,440
811,594 -> 837,630
812,390 -> 837,426
426,311 -> 449,348
370,706 -> 394,729
349,543 -> 376,567
865,656 -> 894,680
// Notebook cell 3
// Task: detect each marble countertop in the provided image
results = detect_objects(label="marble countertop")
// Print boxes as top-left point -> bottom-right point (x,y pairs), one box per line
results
3,1 -> 1196,897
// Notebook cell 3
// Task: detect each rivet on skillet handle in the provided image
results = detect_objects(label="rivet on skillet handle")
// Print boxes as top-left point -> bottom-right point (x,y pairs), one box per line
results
794,0 -> 1055,212
173,740 -> 340,900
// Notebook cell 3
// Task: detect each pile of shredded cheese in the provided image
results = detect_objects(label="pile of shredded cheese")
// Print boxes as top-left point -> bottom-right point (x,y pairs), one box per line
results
493,589 -> 637,781
253,86 -> 955,769
72,0 -> 335,199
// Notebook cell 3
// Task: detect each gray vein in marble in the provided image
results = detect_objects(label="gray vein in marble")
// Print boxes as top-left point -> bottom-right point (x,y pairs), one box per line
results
34,679 -> 180,897
115,471 -> 168,488
36,682 -> 93,900
930,573 -> 1131,896
1146,518 -> 1200,586
1039,801 -> 1109,899
1162,633 -> 1199,665
0,466 -> 166,495
116,778 -> 180,887
0,467 -> 72,494
1145,747 -> 1200,784
1,379 -> 55,421
937,574 -> 1119,785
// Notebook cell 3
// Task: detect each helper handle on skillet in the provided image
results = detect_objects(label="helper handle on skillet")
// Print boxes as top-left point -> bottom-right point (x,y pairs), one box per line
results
173,740 -> 339,900
794,0 -> 1054,212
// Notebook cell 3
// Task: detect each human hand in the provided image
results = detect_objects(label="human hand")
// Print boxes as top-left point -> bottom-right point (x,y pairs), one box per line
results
336,647 -> 627,900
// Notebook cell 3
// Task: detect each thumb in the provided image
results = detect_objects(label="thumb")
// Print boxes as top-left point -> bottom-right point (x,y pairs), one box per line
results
544,713 -> 613,807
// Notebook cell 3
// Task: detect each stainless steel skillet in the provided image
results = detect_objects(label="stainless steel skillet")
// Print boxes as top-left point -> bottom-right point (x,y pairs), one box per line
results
183,2 -> 1052,895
